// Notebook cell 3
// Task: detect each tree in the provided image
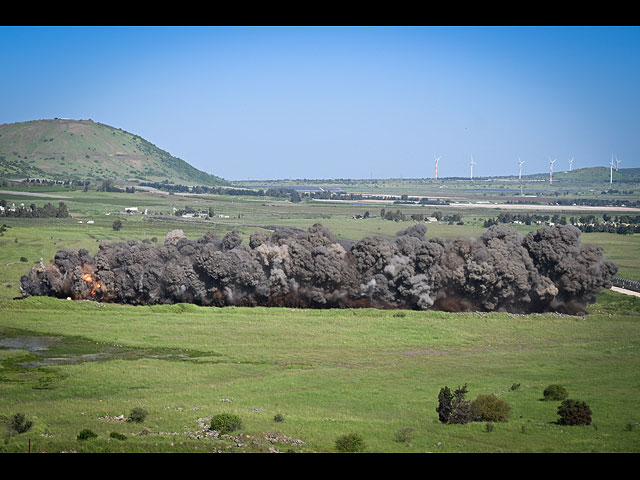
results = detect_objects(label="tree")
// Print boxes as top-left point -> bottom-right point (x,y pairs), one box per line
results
436,384 -> 472,424
449,384 -> 473,424
557,399 -> 592,426
436,386 -> 454,423
56,201 -> 69,218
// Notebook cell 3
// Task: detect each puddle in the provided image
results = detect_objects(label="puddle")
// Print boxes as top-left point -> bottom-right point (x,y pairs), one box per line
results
0,336 -> 62,352
0,328 -> 218,369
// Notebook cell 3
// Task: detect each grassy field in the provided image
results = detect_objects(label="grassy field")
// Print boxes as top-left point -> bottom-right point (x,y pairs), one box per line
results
1,184 -> 639,453
0,293 -> 639,453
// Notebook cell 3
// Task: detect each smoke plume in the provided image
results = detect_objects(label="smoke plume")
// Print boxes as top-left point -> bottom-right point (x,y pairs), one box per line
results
20,223 -> 618,314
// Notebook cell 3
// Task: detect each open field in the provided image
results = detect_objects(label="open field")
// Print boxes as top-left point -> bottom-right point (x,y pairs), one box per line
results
0,292 -> 639,453
1,182 -> 639,452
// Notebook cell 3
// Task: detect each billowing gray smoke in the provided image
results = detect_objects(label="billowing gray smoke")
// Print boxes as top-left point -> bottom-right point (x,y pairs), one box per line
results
19,223 -> 618,314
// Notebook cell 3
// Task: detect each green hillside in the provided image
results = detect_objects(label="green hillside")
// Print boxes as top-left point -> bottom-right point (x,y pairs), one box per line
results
0,119 -> 229,186
523,166 -> 639,184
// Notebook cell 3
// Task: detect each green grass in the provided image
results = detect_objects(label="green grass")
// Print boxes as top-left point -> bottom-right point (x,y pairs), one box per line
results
0,294 -> 639,453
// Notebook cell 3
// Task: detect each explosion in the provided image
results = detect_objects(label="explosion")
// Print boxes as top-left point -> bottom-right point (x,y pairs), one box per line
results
20,223 -> 618,314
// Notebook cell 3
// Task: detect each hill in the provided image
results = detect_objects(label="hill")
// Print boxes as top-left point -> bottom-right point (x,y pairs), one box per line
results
520,166 -> 639,184
0,119 -> 229,186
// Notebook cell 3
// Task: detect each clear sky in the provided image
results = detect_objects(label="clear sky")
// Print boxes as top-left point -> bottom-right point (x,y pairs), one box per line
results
1,26 -> 638,181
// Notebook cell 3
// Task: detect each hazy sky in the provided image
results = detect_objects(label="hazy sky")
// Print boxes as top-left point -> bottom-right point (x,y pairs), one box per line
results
1,26 -> 638,181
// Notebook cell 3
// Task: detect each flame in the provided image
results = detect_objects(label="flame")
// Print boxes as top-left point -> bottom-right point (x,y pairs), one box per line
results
82,273 -> 101,295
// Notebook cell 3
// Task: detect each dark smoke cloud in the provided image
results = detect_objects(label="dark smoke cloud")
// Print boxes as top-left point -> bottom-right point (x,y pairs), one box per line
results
20,223 -> 618,314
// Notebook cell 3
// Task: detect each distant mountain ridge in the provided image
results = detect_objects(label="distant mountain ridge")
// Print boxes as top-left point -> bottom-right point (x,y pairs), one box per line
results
0,119 -> 229,186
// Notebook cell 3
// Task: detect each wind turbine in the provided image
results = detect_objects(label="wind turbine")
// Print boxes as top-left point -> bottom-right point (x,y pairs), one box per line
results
610,156 -> 615,185
615,156 -> 622,171
470,155 -> 477,180
434,155 -> 440,180
518,157 -> 525,180
569,157 -> 574,172
549,157 -> 557,185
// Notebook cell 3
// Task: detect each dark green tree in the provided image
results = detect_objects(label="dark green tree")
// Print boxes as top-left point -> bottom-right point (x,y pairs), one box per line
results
436,386 -> 454,423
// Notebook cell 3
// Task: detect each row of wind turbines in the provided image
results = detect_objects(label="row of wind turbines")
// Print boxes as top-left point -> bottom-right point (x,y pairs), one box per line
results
433,155 -> 623,185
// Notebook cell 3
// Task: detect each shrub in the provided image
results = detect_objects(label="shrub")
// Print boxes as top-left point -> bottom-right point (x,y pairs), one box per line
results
509,383 -> 521,391
394,427 -> 414,443
112,219 -> 122,231
109,431 -> 127,440
210,413 -> 243,434
128,407 -> 148,423
543,384 -> 568,401
485,422 -> 494,433
273,413 -> 285,423
77,429 -> 98,440
557,399 -> 592,426
19,257 -> 28,263
471,394 -> 511,422
9,413 -> 33,434
335,433 -> 365,453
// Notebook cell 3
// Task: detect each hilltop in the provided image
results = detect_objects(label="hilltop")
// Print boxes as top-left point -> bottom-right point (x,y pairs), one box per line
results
0,119 -> 229,186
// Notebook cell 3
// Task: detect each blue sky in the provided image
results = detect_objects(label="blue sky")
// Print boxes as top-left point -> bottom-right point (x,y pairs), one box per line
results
1,26 -> 638,181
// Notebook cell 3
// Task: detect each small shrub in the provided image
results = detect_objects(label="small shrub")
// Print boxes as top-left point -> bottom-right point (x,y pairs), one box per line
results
273,413 -> 285,423
109,431 -> 127,440
9,413 -> 33,434
543,384 -> 568,401
128,407 -> 148,423
485,422 -> 494,433
210,413 -> 243,434
19,257 -> 28,263
394,427 -> 414,443
335,433 -> 365,453
557,399 -> 592,426
112,219 -> 122,231
77,429 -> 98,440
509,383 -> 521,391
625,423 -> 635,432
471,394 -> 511,422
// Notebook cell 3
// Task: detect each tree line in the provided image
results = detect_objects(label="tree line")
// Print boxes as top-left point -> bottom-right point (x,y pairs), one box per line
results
0,200 -> 70,218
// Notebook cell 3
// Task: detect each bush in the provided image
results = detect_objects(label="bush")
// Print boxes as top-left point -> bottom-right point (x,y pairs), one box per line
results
109,431 -> 127,440
394,427 -> 414,443
112,219 -> 122,231
210,413 -> 243,434
335,433 -> 365,453
77,429 -> 98,440
19,257 -> 28,263
9,413 -> 33,434
128,407 -> 148,423
485,422 -> 494,433
471,394 -> 511,422
557,399 -> 592,426
273,413 -> 285,423
543,384 -> 568,401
